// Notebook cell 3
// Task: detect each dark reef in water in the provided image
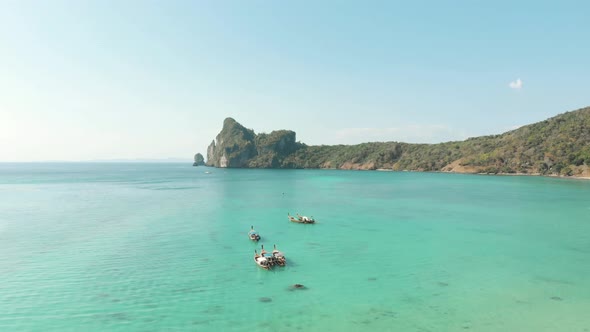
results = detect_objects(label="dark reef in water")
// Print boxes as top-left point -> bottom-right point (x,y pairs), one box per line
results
288,284 -> 306,291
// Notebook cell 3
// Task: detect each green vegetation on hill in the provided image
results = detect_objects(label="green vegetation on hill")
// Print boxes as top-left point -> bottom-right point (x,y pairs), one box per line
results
250,130 -> 304,168
203,107 -> 590,177
206,118 -> 303,168
458,108 -> 590,175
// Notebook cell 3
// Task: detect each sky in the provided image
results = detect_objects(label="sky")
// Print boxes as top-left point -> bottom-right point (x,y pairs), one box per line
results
1,0 -> 589,162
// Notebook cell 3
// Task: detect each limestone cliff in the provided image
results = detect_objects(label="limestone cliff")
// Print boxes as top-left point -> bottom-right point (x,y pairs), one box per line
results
205,118 -> 257,167
249,130 -> 301,168
205,118 -> 303,168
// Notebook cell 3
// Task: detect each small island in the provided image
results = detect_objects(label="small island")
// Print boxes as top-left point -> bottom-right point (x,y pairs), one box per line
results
192,153 -> 205,166
198,106 -> 590,178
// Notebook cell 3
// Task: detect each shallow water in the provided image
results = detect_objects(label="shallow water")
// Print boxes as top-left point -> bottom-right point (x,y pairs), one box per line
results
1,163 -> 589,331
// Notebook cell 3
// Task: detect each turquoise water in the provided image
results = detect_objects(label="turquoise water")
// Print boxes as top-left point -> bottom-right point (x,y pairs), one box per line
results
1,163 -> 590,331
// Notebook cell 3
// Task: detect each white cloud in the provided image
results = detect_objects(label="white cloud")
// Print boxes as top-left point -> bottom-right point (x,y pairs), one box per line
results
509,78 -> 523,89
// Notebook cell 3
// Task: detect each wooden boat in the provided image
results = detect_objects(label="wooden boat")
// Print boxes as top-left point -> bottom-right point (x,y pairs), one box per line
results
254,250 -> 270,270
288,213 -> 300,223
248,226 -> 261,241
272,244 -> 286,266
261,245 -> 277,267
288,213 -> 315,224
297,214 -> 315,223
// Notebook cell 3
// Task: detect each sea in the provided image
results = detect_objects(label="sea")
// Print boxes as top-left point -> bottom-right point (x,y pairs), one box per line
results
1,163 -> 589,332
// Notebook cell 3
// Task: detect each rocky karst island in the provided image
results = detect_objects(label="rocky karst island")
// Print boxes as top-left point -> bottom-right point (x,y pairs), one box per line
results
199,106 -> 590,178
192,153 -> 205,166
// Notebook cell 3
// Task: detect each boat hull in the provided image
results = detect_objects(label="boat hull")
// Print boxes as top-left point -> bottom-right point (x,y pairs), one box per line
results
254,257 -> 270,270
288,217 -> 315,224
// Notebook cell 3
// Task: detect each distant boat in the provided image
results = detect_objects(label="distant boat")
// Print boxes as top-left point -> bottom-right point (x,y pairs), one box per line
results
288,213 -> 315,224
248,226 -> 261,241
254,250 -> 270,270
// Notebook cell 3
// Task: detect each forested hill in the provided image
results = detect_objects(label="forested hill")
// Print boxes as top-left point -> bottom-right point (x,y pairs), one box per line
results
203,106 -> 590,177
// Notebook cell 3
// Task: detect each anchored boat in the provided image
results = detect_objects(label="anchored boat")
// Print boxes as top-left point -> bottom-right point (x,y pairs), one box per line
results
261,244 -> 276,266
248,226 -> 261,241
272,244 -> 286,266
254,250 -> 270,270
288,213 -> 315,224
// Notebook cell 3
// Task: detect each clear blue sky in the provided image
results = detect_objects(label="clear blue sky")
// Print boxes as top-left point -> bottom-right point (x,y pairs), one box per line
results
1,1 -> 588,161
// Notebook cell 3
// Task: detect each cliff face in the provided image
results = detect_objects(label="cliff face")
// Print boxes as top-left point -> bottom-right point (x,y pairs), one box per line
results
206,118 -> 257,167
205,118 -> 303,168
200,107 -> 590,177
249,130 -> 301,168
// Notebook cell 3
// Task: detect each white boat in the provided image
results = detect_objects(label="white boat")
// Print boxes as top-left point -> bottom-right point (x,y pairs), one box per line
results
254,250 -> 270,270
272,244 -> 286,266
248,226 -> 261,241
288,213 -> 315,224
